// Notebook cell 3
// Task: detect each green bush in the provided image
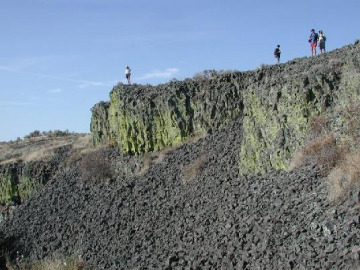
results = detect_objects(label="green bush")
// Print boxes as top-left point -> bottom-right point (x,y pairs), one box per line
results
24,130 -> 41,139
0,176 -> 18,205
18,176 -> 41,202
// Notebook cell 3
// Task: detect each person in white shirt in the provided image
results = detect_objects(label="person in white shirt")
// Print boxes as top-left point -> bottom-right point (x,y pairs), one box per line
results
318,30 -> 326,54
125,66 -> 131,84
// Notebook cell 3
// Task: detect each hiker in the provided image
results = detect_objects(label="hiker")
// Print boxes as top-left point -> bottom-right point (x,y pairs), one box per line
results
274,44 -> 281,64
125,66 -> 131,84
318,30 -> 326,54
308,29 -> 319,56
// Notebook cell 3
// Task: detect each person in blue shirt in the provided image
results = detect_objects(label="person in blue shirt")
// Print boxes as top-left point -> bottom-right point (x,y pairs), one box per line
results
308,29 -> 319,56
274,45 -> 281,64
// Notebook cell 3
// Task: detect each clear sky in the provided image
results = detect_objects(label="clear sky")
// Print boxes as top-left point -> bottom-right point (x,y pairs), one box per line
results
0,0 -> 359,142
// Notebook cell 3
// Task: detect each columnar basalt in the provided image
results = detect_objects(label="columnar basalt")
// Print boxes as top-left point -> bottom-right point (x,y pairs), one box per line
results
91,42 -> 360,174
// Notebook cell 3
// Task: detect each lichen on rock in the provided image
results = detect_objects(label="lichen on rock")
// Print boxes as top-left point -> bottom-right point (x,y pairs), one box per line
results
91,42 -> 360,175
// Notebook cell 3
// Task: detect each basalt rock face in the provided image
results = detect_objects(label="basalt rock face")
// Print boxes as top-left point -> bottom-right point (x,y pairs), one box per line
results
91,42 -> 360,175
90,101 -> 111,146
0,145 -> 71,206
91,76 -> 242,154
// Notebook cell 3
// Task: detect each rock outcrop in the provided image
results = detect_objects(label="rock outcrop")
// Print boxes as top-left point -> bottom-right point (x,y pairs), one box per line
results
91,42 -> 360,175
0,134 -> 91,209
0,146 -> 71,206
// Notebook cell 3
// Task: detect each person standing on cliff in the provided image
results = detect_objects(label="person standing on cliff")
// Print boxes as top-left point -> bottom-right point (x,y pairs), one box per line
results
125,66 -> 131,84
274,45 -> 281,64
318,30 -> 326,54
308,29 -> 319,56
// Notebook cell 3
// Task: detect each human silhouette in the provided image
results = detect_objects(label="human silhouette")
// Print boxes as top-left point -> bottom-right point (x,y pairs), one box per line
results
125,66 -> 131,84
274,45 -> 281,64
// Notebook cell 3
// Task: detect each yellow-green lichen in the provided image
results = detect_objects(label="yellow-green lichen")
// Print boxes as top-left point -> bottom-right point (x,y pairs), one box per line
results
154,114 -> 182,150
240,85 -> 322,175
18,176 -> 41,202
0,176 -> 18,204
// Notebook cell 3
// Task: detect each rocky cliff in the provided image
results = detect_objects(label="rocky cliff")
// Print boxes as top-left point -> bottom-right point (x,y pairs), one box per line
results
91,41 -> 360,175
1,42 -> 360,270
0,134 -> 91,209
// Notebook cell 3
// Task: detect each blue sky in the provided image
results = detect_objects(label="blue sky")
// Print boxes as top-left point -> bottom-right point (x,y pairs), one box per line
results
0,0 -> 359,141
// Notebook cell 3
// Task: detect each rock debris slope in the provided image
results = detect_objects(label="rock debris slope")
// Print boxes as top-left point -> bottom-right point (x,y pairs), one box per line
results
1,119 -> 360,269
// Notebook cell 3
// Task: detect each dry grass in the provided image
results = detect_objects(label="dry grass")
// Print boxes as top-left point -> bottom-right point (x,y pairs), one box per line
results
290,114 -> 343,174
7,256 -> 85,270
308,115 -> 329,139
0,134 -> 93,205
288,151 -> 305,171
344,103 -> 360,147
0,134 -> 91,165
305,134 -> 344,175
291,134 -> 344,176
71,135 -> 93,153
328,151 -> 360,201
180,155 -> 209,185
66,135 -> 94,165
326,102 -> 360,201
137,132 -> 206,176
290,102 -> 360,202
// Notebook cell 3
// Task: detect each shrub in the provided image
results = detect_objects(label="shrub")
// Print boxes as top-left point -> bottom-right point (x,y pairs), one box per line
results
18,176 -> 41,203
0,176 -> 18,205
23,130 -> 74,140
78,147 -> 114,182
24,130 -> 41,139
48,129 -> 71,138
193,70 -> 218,82
301,134 -> 345,176
289,115 -> 343,175
290,103 -> 360,202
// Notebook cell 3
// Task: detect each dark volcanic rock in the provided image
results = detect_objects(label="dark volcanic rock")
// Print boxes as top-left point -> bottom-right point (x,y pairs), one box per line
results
91,42 -> 360,175
1,119 -> 360,269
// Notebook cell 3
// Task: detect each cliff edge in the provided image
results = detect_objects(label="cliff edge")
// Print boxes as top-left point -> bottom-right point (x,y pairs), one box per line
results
91,41 -> 360,175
